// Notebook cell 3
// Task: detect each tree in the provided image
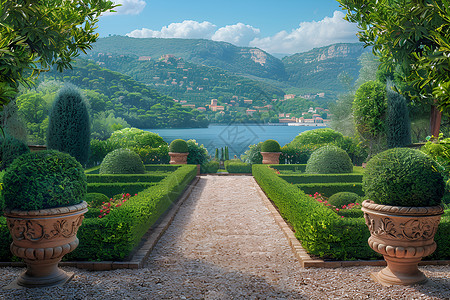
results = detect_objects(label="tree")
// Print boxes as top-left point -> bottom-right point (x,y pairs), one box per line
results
47,85 -> 90,165
386,82 -> 412,148
0,0 -> 117,106
338,0 -> 450,136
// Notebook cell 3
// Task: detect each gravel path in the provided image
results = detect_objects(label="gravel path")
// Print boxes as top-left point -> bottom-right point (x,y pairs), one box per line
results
0,176 -> 449,299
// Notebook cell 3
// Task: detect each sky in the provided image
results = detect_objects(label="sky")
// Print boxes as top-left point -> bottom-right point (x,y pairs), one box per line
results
97,0 -> 360,55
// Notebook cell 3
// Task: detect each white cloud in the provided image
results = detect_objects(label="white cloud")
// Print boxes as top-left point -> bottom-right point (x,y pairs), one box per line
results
211,23 -> 260,46
127,20 -> 217,39
103,0 -> 146,16
249,11 -> 358,54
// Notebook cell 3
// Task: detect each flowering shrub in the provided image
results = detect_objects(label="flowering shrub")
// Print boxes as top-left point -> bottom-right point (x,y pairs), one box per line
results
309,192 -> 362,218
97,193 -> 135,218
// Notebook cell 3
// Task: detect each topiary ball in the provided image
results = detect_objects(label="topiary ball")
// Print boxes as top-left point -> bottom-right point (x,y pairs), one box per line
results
261,139 -> 281,152
363,148 -> 444,207
169,139 -> 188,153
3,150 -> 87,211
100,148 -> 145,174
329,192 -> 361,208
305,145 -> 353,174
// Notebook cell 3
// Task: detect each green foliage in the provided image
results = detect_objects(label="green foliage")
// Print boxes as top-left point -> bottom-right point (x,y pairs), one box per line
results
280,143 -> 322,164
169,139 -> 188,153
279,173 -> 363,184
100,148 -> 145,175
87,174 -> 166,184
87,182 -> 155,198
91,112 -> 130,140
363,148 -> 444,206
86,193 -> 109,208
63,165 -> 197,261
261,139 -> 281,152
224,146 -> 229,161
241,142 -> 263,164
215,148 -> 219,161
2,150 -> 86,210
328,192 -> 361,208
306,145 -> 353,174
333,136 -> 367,166
109,128 -> 166,148
224,160 -> 252,173
297,183 -> 364,198
386,84 -> 411,148
289,128 -> 344,147
47,85 -> 90,166
201,161 -> 219,173
0,0 -> 117,105
187,139 -> 209,165
0,135 -> 30,171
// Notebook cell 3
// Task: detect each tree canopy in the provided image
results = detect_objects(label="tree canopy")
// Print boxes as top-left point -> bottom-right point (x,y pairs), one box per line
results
0,0 -> 117,106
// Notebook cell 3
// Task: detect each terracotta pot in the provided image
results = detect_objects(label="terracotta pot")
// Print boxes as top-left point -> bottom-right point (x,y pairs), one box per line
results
3,201 -> 88,288
169,152 -> 188,164
361,200 -> 444,286
261,152 -> 281,164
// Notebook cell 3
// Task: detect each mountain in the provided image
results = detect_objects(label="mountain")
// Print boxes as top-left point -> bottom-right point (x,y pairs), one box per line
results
86,36 -> 286,81
282,43 -> 371,94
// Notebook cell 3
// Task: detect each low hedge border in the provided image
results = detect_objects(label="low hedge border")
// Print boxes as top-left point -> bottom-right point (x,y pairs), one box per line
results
224,160 -> 252,173
280,174 -> 363,184
84,164 -> 179,174
270,164 -> 307,172
87,174 -> 166,183
296,183 -> 364,197
87,182 -> 157,198
252,164 -> 450,261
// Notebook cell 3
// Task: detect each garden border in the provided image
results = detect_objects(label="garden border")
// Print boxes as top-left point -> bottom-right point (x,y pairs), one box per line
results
253,177 -> 450,268
0,176 -> 200,271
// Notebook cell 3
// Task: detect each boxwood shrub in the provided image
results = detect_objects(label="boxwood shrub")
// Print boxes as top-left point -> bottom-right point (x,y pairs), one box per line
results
100,148 -> 145,174
296,183 -> 364,198
306,145 -> 353,174
87,182 -> 156,198
201,161 -> 219,173
87,174 -> 166,183
224,160 -> 252,173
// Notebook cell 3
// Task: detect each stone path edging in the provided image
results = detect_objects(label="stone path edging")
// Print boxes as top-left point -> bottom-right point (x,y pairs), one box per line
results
252,177 -> 450,268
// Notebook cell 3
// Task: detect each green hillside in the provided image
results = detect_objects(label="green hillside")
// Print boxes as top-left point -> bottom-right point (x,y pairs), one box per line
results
86,36 -> 286,81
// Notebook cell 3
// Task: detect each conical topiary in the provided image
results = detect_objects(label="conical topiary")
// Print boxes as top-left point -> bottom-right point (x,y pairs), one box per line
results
386,83 -> 411,148
47,85 -> 90,166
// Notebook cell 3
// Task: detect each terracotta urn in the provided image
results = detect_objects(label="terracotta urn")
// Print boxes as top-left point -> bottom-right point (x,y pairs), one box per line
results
4,201 -> 88,288
261,152 -> 281,164
169,152 -> 188,164
361,200 -> 444,286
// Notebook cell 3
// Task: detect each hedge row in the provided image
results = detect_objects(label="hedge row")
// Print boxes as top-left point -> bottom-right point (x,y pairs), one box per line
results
253,164 -> 450,260
87,174 -> 166,183
224,160 -> 252,173
296,183 -> 364,197
84,164 -> 179,174
87,182 -> 157,198
280,174 -> 363,184
270,164 -> 307,172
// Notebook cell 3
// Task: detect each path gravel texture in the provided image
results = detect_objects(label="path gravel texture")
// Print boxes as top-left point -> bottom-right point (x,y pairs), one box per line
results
0,175 -> 449,299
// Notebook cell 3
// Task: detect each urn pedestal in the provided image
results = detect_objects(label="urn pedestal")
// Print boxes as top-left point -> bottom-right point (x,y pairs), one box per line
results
361,200 -> 443,286
169,152 -> 188,164
261,152 -> 281,164
4,202 -> 88,288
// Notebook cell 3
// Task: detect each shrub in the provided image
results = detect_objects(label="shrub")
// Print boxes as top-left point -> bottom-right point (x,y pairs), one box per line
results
261,139 -> 281,152
241,142 -> 263,164
169,139 -> 188,153
281,143 -> 323,164
47,85 -> 90,166
201,161 -> 219,173
108,127 -> 166,148
0,135 -> 30,170
305,145 -> 353,174
328,192 -> 361,208
225,159 -> 252,173
363,148 -> 444,206
3,150 -> 86,210
289,128 -> 344,146
386,83 -> 411,148
187,139 -> 209,165
100,148 -> 145,174
86,193 -> 109,208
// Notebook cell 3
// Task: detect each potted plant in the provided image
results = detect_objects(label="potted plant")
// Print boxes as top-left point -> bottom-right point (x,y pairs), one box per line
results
2,150 -> 88,288
362,148 -> 445,286
169,139 -> 189,164
260,139 -> 281,164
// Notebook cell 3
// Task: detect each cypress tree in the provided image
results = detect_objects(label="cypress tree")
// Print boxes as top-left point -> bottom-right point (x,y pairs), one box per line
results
47,85 -> 90,165
386,82 -> 411,148
215,148 -> 219,161
225,146 -> 229,161
220,147 -> 224,161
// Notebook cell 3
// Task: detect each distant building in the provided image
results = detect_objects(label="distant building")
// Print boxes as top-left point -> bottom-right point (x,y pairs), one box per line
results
197,107 -> 206,111
284,94 -> 295,100
211,99 -> 218,106
180,100 -> 187,104
211,106 -> 224,112
182,104 -> 195,108
246,109 -> 257,116
138,56 -> 151,61
279,118 -> 296,123
244,99 -> 253,104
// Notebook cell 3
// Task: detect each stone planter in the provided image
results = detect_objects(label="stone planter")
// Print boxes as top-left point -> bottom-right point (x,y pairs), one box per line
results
261,152 -> 281,164
361,200 -> 444,286
4,201 -> 88,288
169,152 -> 188,164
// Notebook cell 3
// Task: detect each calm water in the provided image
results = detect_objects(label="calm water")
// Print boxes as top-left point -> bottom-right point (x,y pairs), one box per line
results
146,124 -> 325,158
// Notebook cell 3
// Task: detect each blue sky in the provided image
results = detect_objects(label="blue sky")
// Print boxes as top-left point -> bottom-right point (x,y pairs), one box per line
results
97,0 -> 359,54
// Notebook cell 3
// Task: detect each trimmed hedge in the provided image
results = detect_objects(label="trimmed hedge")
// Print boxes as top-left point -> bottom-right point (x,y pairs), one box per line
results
65,164 -> 197,261
296,183 -> 364,197
201,161 -> 219,173
253,164 -> 450,260
145,165 -> 180,172
271,164 -> 307,172
306,145 -> 353,174
100,148 -> 145,175
224,160 -> 252,173
279,174 -> 363,184
87,174 -> 166,183
87,182 -> 157,198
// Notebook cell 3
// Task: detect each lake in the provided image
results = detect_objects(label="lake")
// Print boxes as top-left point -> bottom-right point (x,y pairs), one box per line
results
146,124 -> 325,158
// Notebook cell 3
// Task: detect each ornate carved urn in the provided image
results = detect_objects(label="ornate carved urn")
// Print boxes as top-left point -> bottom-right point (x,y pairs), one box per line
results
361,200 -> 444,286
261,152 -> 281,164
169,152 -> 188,164
4,201 -> 88,288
